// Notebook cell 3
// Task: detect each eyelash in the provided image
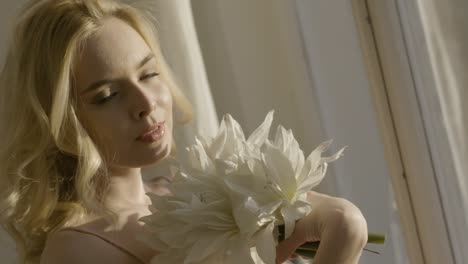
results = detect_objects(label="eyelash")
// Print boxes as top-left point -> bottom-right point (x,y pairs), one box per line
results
140,72 -> 160,81
95,72 -> 160,105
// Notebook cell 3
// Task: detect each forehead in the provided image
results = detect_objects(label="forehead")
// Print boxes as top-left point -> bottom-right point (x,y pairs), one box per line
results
74,17 -> 152,91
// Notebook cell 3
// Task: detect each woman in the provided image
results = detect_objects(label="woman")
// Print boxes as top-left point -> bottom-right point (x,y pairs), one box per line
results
0,0 -> 367,263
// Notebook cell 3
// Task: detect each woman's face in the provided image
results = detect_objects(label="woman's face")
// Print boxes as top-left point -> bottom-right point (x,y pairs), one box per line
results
74,17 -> 173,170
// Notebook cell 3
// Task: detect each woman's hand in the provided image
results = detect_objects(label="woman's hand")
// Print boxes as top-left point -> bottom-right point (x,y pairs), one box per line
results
276,191 -> 368,264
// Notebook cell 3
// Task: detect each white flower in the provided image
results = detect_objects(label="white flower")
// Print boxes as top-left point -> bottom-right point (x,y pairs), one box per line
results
261,129 -> 346,238
137,110 -> 346,264
138,169 -> 276,264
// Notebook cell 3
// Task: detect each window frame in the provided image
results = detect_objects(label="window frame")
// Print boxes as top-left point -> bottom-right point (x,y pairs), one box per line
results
351,0 -> 456,263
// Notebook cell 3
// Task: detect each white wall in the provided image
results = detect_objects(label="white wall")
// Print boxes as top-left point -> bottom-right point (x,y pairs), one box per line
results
0,1 -> 26,262
0,1 -> 24,65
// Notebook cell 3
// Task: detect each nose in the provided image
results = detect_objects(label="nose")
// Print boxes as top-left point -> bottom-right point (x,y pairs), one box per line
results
135,100 -> 156,120
130,83 -> 157,120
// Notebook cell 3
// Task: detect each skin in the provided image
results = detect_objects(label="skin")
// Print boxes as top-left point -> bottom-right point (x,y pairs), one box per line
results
42,16 -> 367,264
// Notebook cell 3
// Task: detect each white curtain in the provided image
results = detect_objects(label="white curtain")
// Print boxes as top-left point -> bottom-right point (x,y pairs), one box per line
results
142,0 -> 219,180
415,0 -> 468,262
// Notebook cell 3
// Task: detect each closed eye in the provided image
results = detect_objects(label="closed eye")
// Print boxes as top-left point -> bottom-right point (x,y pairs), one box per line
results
95,92 -> 118,104
93,72 -> 160,105
140,72 -> 160,81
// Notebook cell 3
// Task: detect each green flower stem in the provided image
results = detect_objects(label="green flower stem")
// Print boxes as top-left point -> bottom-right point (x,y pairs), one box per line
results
368,233 -> 386,244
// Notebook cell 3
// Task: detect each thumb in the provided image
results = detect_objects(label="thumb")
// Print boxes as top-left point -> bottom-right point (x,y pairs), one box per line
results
275,232 -> 301,264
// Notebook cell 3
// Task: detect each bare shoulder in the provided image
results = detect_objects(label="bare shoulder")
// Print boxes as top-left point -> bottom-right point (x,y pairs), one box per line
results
40,229 -> 139,264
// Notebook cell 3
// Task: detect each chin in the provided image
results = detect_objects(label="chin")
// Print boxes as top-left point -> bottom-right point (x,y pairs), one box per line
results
142,141 -> 172,168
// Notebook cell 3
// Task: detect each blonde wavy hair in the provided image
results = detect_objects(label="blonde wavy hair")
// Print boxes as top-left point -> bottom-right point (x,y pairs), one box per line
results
0,0 -> 193,263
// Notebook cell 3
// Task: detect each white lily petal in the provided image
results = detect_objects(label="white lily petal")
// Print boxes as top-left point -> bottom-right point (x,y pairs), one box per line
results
200,252 -> 226,264
197,134 -> 213,149
273,125 -> 292,153
297,164 -> 328,194
317,139 -> 333,152
214,158 -> 237,176
254,222 -> 276,264
145,193 -> 174,211
186,143 -> 207,172
247,110 -> 274,147
224,169 -> 278,208
194,137 -> 216,173
261,142 -> 297,201
280,206 -> 296,239
225,114 -> 247,143
322,146 -> 347,163
208,120 -> 228,159
225,234 -> 256,264
297,140 -> 335,184
258,200 -> 283,219
282,200 -> 312,220
247,158 -> 266,179
208,114 -> 245,161
185,230 -> 231,263
224,175 -> 257,200
169,164 -> 180,178
224,162 -> 267,191
284,129 -> 305,175
251,248 -> 267,264
233,197 -> 263,234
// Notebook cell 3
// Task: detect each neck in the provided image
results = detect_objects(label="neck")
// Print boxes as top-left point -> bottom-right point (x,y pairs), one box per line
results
103,167 -> 151,212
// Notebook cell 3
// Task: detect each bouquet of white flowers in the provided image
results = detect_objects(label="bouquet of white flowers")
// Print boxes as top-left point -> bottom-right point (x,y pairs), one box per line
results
137,110 -> 385,264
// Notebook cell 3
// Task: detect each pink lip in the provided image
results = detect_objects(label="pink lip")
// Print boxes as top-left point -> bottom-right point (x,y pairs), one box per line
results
136,121 -> 165,141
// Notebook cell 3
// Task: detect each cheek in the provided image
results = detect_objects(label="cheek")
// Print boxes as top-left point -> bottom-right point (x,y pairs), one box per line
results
79,110 -> 124,147
160,85 -> 173,109
158,85 -> 174,124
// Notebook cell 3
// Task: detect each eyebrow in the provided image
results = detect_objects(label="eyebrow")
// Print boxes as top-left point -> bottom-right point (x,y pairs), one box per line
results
81,53 -> 156,95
